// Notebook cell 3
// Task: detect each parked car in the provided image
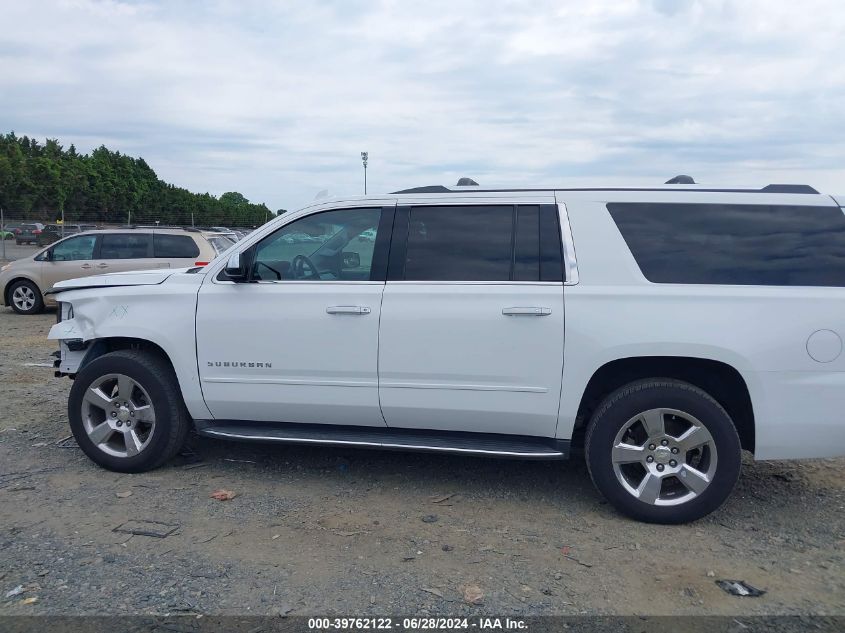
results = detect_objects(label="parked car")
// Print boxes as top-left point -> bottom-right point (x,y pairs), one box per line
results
47,180 -> 845,524
15,222 -> 45,245
280,231 -> 323,244
1,228 -> 230,315
201,226 -> 240,242
36,224 -> 86,246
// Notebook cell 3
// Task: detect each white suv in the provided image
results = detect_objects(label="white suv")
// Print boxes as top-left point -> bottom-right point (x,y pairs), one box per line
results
47,181 -> 845,523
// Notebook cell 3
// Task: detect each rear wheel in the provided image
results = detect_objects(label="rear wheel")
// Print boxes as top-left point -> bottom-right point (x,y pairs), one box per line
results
68,350 -> 191,472
585,379 -> 741,524
8,280 -> 44,315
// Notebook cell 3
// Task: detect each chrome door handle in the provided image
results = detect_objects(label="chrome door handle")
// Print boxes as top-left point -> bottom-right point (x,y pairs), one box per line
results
502,307 -> 552,316
81,264 -> 92,269
97,263 -> 108,268
326,306 -> 371,315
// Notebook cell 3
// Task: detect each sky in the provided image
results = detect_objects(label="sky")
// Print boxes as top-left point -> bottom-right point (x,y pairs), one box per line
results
1,0 -> 844,211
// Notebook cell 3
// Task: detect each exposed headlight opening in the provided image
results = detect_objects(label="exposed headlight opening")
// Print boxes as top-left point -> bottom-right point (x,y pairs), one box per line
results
57,302 -> 73,323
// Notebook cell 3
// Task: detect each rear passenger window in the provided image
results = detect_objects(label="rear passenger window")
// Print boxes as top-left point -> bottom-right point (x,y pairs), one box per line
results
607,203 -> 845,286
405,206 -> 512,281
100,233 -> 150,259
403,205 -> 563,282
153,234 -> 200,258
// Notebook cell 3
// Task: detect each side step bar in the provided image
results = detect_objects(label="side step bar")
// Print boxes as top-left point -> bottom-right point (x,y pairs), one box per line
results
194,420 -> 569,460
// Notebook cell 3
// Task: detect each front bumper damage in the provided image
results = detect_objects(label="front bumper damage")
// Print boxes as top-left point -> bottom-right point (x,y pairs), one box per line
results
50,302 -> 89,377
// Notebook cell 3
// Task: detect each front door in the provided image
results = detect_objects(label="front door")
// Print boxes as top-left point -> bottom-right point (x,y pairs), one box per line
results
378,204 -> 566,437
40,233 -> 100,290
196,205 -> 394,425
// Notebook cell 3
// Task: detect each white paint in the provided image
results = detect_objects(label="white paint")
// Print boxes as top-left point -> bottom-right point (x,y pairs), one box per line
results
806,329 -> 843,363
48,188 -> 845,462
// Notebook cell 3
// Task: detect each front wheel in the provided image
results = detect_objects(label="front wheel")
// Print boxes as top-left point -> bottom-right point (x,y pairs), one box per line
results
68,350 -> 191,473
585,379 -> 741,524
8,280 -> 44,314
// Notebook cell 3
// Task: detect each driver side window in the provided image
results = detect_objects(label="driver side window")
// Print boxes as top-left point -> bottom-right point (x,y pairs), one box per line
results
51,235 -> 97,262
252,208 -> 382,281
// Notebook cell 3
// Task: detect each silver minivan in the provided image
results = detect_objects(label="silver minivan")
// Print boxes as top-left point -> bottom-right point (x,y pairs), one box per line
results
1,228 -> 233,314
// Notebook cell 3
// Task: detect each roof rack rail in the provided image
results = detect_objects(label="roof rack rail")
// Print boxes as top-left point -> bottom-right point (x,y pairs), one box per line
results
392,185 -> 451,194
665,175 -> 696,184
760,184 -> 819,194
392,183 -> 821,195
129,224 -> 183,229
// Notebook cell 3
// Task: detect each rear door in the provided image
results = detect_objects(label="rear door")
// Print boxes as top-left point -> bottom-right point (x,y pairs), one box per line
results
377,202 -> 566,437
96,233 -> 163,273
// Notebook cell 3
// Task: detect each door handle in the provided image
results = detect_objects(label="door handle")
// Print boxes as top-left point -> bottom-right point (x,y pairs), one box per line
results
502,307 -> 552,316
97,263 -> 108,268
326,306 -> 371,315
81,264 -> 92,269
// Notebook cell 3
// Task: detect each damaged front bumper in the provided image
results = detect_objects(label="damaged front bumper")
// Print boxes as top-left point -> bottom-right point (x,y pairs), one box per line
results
49,301 -> 89,377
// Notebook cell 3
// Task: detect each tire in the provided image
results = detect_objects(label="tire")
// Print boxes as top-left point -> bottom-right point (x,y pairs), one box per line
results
8,280 -> 44,315
585,378 -> 741,524
15,240 -> 22,245
68,350 -> 191,473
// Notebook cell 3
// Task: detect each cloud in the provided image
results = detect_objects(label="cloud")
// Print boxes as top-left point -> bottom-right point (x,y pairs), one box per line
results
1,0 -> 843,211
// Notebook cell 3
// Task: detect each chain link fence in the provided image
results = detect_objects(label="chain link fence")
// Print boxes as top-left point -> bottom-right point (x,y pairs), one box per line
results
0,208 -> 268,261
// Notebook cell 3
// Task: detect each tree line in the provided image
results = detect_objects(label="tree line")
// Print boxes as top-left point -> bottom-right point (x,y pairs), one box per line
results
0,132 -> 281,227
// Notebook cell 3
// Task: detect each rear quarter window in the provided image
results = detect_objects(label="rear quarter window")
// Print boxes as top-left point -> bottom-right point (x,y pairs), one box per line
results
607,202 -> 845,287
153,234 -> 201,258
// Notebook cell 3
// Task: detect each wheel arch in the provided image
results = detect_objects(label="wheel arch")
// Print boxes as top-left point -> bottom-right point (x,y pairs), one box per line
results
78,336 -> 176,375
4,275 -> 41,305
572,356 -> 755,454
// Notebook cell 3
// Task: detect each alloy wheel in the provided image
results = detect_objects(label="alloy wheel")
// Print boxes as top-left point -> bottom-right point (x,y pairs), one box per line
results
81,373 -> 156,458
12,286 -> 36,312
611,408 -> 718,506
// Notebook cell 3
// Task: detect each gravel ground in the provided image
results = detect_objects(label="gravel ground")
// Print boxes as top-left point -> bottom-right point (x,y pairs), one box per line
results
0,309 -> 843,617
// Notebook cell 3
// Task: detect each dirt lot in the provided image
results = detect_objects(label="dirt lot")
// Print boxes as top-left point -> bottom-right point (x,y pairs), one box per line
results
0,308 -> 843,617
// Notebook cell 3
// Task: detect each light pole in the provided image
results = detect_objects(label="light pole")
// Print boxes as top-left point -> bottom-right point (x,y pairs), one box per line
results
360,151 -> 368,195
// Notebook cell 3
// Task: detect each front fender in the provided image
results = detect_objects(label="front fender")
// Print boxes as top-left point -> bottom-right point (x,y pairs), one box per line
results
47,279 -> 212,420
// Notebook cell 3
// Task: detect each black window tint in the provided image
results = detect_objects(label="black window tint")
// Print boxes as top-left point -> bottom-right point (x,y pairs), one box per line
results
608,203 -> 845,286
100,233 -> 150,259
539,205 -> 564,282
513,206 -> 539,281
153,234 -> 200,258
405,206 -> 513,281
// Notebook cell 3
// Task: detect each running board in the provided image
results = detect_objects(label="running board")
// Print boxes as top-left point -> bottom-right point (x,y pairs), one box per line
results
194,420 -> 568,460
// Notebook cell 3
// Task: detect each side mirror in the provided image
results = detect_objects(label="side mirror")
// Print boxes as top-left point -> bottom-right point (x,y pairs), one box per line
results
342,251 -> 361,268
224,252 -> 247,280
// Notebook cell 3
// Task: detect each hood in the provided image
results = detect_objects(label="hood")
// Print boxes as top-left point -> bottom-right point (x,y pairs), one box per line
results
48,268 -> 194,294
